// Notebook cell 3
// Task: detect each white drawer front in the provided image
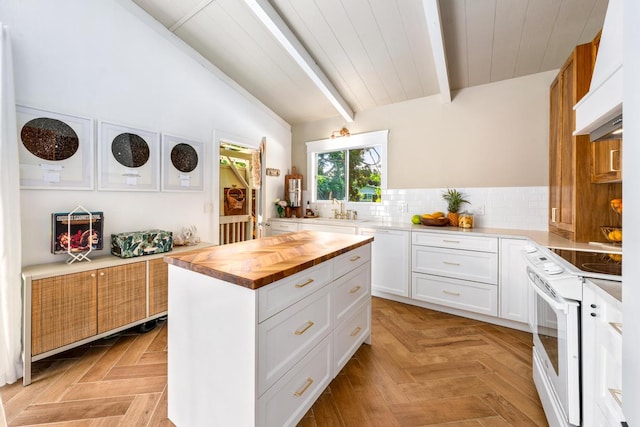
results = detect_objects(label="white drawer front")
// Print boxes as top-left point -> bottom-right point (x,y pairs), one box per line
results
298,222 -> 357,235
412,273 -> 497,316
258,285 -> 332,395
412,232 -> 498,253
333,244 -> 371,279
333,263 -> 370,323
258,262 -> 332,322
258,335 -> 332,427
412,246 -> 498,285
333,300 -> 370,375
270,221 -> 299,233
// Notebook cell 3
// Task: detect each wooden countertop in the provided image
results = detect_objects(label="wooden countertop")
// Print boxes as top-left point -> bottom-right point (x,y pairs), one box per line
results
164,231 -> 374,290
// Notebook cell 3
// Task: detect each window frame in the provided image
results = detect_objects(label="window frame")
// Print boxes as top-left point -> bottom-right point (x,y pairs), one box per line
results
306,129 -> 389,203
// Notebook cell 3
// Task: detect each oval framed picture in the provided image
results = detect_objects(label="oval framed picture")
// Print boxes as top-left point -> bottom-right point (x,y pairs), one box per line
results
16,105 -> 94,190
98,121 -> 160,191
161,134 -> 204,192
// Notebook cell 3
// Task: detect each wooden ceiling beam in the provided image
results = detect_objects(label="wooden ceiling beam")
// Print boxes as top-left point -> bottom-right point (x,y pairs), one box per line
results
243,0 -> 354,122
423,0 -> 451,103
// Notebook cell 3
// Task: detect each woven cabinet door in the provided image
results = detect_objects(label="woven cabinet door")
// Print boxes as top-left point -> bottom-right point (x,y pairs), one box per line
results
148,258 -> 168,315
31,271 -> 98,355
97,262 -> 146,333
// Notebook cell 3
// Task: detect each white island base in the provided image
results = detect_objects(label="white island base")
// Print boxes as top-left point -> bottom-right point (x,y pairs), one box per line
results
166,234 -> 372,427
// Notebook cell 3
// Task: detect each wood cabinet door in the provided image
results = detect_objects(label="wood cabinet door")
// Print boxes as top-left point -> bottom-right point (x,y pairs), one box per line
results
31,271 -> 97,355
97,262 -> 146,333
148,258 -> 168,316
592,139 -> 622,183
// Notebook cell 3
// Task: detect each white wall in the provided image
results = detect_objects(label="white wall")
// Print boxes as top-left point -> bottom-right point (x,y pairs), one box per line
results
622,0 -> 639,423
292,70 -> 555,189
1,0 -> 291,266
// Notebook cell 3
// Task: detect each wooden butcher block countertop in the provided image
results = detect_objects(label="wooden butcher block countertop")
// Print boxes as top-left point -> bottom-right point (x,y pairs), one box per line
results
164,230 -> 373,290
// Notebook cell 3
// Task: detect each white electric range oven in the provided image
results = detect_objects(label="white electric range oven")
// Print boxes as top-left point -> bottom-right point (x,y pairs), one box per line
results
523,243 -> 622,427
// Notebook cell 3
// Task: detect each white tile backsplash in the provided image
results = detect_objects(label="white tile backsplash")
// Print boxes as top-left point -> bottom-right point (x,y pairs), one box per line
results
341,186 -> 548,230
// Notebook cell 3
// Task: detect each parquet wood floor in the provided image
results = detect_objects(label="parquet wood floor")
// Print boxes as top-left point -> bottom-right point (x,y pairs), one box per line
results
0,297 -> 547,426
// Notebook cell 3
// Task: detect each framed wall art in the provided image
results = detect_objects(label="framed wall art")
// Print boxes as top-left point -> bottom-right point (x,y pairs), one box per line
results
17,105 -> 94,190
161,134 -> 204,192
98,121 -> 160,191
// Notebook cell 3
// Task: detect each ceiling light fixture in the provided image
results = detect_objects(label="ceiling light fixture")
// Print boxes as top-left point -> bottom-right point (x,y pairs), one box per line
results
330,127 -> 350,139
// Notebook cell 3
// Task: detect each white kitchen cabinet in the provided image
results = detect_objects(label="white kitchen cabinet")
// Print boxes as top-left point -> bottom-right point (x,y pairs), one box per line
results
582,279 -> 625,426
268,220 -> 299,236
298,222 -> 357,235
498,238 -> 530,325
167,241 -> 372,427
411,232 -> 498,316
359,228 -> 410,297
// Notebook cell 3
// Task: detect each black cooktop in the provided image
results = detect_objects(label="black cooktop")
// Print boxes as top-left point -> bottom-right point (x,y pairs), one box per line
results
550,248 -> 622,276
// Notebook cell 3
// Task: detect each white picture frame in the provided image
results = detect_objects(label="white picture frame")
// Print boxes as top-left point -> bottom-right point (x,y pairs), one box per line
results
98,121 -> 160,191
161,134 -> 204,192
16,105 -> 94,190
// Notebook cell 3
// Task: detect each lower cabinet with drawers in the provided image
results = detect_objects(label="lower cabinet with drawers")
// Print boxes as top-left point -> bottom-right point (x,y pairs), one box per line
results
411,231 -> 499,316
21,244 -> 209,386
167,242 -> 372,427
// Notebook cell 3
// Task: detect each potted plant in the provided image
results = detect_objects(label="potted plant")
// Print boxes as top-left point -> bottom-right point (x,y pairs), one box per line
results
274,198 -> 288,218
442,188 -> 469,227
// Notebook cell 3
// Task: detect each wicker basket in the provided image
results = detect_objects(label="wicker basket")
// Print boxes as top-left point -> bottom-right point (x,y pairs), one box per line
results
601,226 -> 622,245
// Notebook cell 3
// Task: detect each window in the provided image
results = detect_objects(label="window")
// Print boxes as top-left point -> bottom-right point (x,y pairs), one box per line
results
306,130 -> 388,203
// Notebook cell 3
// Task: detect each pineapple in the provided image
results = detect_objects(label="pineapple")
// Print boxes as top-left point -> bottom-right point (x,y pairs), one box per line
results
442,188 -> 469,227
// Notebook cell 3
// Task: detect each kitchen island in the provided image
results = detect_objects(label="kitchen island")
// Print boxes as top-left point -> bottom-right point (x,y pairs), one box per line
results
164,231 -> 373,427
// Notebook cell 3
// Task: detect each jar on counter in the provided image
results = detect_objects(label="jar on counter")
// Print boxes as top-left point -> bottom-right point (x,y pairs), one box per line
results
458,212 -> 474,228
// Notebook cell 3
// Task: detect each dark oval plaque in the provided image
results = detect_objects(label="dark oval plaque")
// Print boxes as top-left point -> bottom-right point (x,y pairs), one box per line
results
21,117 -> 79,161
111,133 -> 150,168
170,143 -> 198,173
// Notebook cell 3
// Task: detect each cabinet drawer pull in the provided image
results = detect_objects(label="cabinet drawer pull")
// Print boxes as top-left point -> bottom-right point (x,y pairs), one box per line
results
609,388 -> 622,407
293,377 -> 314,397
443,290 -> 461,296
442,239 -> 460,244
610,149 -> 621,172
349,255 -> 361,262
294,321 -> 314,335
609,322 -> 622,335
551,207 -> 558,223
443,261 -> 461,266
350,326 -> 362,337
349,285 -> 361,294
295,278 -> 314,288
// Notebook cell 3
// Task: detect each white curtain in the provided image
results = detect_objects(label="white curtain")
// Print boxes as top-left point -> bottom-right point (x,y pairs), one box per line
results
0,23 -> 23,386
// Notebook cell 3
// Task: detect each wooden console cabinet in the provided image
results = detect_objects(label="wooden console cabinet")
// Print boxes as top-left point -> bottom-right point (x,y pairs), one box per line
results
22,243 -> 209,385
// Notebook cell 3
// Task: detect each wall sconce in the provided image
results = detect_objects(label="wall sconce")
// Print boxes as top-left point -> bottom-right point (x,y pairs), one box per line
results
330,127 -> 350,139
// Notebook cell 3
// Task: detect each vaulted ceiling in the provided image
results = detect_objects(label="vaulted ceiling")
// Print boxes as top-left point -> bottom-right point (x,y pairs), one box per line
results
132,0 -> 607,125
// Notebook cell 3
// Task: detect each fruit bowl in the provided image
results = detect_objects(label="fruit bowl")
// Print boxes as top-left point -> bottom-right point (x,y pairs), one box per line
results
420,217 -> 450,227
601,226 -> 622,245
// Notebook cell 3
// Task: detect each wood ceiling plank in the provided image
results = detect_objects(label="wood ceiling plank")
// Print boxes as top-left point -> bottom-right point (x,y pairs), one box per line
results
275,0 -> 374,113
336,0 -> 397,108
175,0 -> 338,123
342,0 -> 406,105
369,0 -> 425,100
133,0 -> 204,29
541,0 -> 601,70
465,0 -> 496,87
514,0 -> 562,76
490,0 -> 528,83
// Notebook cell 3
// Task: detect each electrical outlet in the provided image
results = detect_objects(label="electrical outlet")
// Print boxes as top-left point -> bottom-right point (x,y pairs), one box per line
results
474,205 -> 485,216
398,201 -> 407,212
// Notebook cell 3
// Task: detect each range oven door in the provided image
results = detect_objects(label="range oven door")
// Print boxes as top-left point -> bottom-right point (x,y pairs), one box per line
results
527,267 -> 581,426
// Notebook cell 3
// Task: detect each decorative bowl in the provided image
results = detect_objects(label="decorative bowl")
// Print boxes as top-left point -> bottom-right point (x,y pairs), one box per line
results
420,217 -> 449,227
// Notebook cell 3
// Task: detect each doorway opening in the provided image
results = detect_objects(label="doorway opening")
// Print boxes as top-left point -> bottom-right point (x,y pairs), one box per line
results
216,135 -> 265,245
